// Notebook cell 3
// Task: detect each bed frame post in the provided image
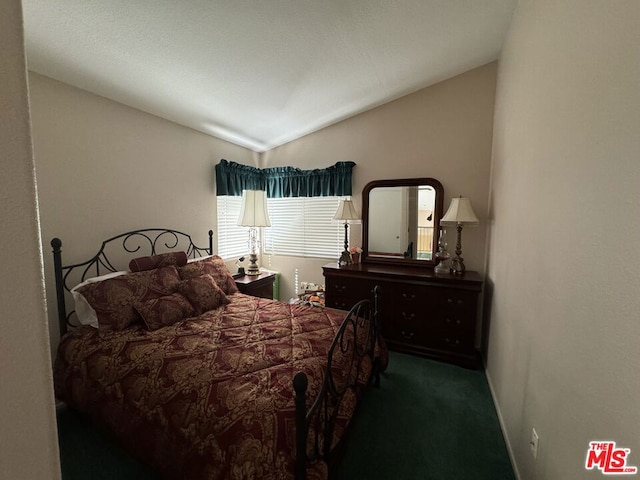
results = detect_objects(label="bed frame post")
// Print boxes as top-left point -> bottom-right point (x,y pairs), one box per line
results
51,237 -> 67,336
293,371 -> 309,480
208,230 -> 213,255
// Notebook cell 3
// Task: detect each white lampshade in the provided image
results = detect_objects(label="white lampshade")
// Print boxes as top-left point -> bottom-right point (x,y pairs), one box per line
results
441,197 -> 479,226
237,190 -> 271,227
333,199 -> 360,221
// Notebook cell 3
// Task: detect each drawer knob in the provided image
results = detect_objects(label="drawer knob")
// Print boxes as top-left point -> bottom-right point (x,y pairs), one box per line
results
445,318 -> 462,325
402,293 -> 416,300
445,337 -> 461,345
401,330 -> 415,339
402,312 -> 415,321
447,298 -> 464,305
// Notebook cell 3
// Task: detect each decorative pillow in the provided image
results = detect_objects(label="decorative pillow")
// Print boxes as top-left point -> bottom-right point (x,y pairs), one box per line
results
129,251 -> 188,272
135,292 -> 195,331
177,255 -> 238,295
187,254 -> 213,263
177,274 -> 230,315
71,271 -> 129,328
76,266 -> 182,333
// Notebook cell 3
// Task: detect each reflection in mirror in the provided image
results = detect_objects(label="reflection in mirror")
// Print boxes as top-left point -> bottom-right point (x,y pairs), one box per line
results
368,185 -> 436,259
362,178 -> 444,267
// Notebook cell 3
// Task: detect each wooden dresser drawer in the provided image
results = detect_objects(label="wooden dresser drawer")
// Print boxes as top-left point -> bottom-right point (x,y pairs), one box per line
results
428,330 -> 475,352
431,288 -> 478,333
393,285 -> 440,322
325,277 -> 379,311
383,321 -> 424,345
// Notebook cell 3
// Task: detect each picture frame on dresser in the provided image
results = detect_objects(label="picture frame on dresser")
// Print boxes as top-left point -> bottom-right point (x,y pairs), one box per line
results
323,178 -> 484,369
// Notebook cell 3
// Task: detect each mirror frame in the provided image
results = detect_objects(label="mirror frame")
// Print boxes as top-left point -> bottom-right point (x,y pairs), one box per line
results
362,178 -> 444,268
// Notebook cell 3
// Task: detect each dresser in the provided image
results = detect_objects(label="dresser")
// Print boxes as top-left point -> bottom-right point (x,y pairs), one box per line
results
323,262 -> 483,368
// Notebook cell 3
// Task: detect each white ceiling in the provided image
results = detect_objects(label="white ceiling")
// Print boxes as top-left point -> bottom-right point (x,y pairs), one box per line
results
22,0 -> 516,152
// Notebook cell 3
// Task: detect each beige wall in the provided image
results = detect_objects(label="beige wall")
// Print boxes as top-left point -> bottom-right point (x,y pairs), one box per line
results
487,1 -> 640,478
0,0 -> 61,478
263,63 -> 497,299
29,73 -> 257,346
31,63 -> 496,308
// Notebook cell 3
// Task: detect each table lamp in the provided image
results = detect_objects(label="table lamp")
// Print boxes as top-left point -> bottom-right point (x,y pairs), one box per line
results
237,190 -> 271,275
333,199 -> 360,266
440,196 -> 479,274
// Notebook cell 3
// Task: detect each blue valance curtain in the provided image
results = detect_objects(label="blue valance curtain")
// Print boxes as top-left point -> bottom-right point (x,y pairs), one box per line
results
215,160 -> 265,194
215,159 -> 356,198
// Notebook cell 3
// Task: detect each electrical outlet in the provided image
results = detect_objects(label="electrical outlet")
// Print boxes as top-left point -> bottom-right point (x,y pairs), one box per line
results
530,428 -> 539,458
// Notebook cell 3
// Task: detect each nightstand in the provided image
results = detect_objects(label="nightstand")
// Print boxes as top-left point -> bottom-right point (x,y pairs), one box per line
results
234,271 -> 276,299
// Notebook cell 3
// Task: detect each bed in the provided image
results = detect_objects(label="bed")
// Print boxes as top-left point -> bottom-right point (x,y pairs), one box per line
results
51,228 -> 385,480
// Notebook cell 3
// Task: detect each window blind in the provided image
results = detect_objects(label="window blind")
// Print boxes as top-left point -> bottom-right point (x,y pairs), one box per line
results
264,197 -> 343,259
217,196 -> 344,260
216,196 -> 249,259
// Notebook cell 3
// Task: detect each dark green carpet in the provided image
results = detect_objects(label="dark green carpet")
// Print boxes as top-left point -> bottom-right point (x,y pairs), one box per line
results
336,352 -> 515,480
57,352 -> 514,479
56,406 -> 156,480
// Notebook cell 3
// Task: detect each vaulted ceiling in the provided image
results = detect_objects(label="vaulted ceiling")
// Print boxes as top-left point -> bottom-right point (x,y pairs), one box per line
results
22,0 -> 516,152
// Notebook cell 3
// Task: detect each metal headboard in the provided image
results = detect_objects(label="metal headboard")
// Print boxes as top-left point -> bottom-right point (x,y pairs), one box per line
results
51,228 -> 214,337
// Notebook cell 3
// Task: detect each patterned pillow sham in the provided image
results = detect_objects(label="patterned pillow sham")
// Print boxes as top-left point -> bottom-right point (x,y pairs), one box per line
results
177,255 -> 238,295
177,274 -> 230,315
76,266 -> 182,333
70,270 -> 128,328
135,292 -> 195,330
129,251 -> 188,272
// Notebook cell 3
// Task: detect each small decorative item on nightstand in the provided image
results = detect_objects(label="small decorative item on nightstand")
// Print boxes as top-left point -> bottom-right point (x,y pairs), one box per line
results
234,256 -> 246,278
349,246 -> 362,264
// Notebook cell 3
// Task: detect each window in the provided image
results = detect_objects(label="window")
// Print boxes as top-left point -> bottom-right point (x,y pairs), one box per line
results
264,196 -> 343,259
216,196 -> 344,260
216,196 -> 247,259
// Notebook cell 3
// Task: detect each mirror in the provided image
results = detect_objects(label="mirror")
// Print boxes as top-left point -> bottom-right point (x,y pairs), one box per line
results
362,178 -> 444,267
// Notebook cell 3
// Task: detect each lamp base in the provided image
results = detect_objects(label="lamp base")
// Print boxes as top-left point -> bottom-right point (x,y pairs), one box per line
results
246,253 -> 260,276
338,250 -> 352,266
450,255 -> 466,275
450,224 -> 466,274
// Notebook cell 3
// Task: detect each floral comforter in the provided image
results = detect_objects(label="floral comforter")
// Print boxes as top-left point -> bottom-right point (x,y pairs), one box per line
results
54,293 -> 377,479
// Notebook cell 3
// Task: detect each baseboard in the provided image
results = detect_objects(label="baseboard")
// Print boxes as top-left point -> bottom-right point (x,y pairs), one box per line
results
483,363 -> 522,480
